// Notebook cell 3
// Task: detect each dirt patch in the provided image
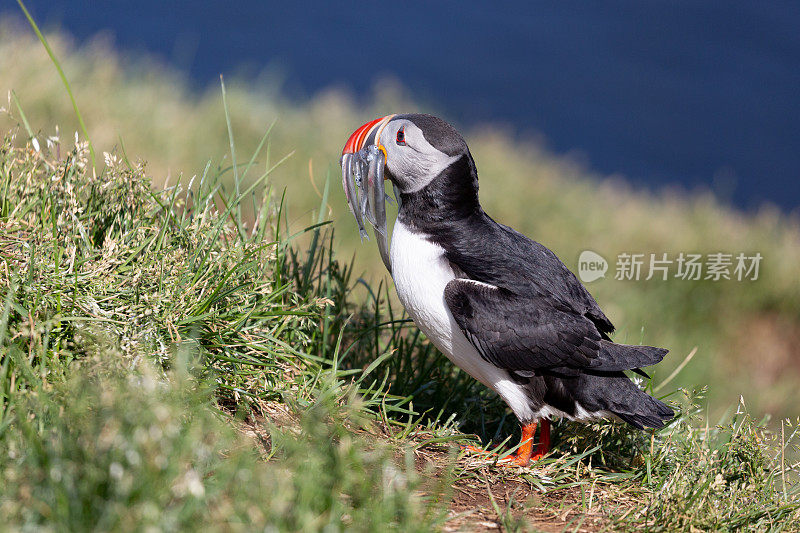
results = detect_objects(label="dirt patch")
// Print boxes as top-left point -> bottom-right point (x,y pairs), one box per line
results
443,476 -> 617,532
413,444 -> 627,532
236,409 -> 635,531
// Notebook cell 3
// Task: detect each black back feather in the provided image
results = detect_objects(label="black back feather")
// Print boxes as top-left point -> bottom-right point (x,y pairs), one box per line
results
396,115 -> 673,429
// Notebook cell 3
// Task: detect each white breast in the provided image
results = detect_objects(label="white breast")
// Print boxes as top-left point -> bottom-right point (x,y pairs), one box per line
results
390,220 -> 536,421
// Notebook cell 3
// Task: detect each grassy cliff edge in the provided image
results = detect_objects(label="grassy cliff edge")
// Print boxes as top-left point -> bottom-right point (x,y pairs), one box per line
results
1,18 -> 799,531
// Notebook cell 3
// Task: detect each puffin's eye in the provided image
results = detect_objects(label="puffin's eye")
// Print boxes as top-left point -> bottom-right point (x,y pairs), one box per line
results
396,127 -> 406,145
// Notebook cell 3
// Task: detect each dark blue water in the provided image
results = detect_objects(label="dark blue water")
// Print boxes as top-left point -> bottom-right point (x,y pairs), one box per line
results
10,1 -> 800,212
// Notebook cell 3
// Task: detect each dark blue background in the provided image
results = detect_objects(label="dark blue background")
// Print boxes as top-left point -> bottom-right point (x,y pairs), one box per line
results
9,1 -> 800,211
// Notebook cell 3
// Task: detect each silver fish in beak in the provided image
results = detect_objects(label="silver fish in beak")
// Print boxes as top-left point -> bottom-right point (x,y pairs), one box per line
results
365,145 -> 393,272
341,115 -> 396,273
340,152 -> 367,240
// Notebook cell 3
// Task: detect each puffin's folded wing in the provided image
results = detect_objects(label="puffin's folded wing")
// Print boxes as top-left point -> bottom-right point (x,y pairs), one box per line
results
444,278 -> 603,371
443,279 -> 667,373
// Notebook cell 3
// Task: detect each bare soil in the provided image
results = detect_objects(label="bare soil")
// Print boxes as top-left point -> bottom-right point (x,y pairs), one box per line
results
241,403 -> 637,532
414,444 -> 629,532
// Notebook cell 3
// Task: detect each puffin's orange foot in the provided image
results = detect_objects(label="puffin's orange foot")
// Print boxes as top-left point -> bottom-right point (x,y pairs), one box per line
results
529,446 -> 549,462
459,444 -> 507,462
460,420 -> 552,468
460,444 -> 528,467
496,452 -> 533,467
529,418 -> 552,462
498,445 -> 550,467
460,444 -> 490,455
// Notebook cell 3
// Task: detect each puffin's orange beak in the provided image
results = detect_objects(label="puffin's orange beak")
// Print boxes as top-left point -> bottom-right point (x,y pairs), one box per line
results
341,114 -> 395,157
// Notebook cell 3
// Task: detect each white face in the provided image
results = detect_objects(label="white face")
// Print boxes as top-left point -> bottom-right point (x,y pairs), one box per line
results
378,118 -> 460,193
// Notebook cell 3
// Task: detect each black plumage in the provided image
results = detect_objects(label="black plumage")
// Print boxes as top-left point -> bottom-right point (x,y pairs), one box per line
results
444,280 -> 667,374
395,114 -> 673,430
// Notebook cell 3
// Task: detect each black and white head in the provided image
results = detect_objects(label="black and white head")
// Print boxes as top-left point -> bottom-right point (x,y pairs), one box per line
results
342,113 -> 477,195
341,114 -> 480,271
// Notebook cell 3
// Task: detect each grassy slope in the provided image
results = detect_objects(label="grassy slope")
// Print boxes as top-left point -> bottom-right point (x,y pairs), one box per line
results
0,134 -> 456,530
1,112 -> 798,532
1,18 -> 799,531
2,22 -> 799,419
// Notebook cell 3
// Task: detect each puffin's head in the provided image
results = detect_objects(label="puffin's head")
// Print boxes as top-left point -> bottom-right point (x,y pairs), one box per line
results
342,113 -> 471,194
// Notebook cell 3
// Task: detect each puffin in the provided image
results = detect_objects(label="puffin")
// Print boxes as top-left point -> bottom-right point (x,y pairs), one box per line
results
340,114 -> 673,466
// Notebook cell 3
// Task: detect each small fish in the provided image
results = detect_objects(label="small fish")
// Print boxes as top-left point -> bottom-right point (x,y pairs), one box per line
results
353,153 -> 374,228
365,145 -> 392,272
341,152 -> 369,241
340,143 -> 394,271
366,145 -> 387,236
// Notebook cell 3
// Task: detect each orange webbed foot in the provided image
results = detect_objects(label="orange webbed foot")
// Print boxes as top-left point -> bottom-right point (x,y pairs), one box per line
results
529,418 -> 551,462
460,420 -> 551,468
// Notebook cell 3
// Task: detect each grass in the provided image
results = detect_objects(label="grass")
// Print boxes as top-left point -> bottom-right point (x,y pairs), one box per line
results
0,130 -> 454,531
1,10 -> 799,530
0,99 -> 798,532
1,354 -> 450,531
1,18 -> 800,421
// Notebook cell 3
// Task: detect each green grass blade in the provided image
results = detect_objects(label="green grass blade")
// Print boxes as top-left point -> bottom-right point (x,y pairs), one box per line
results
16,0 -> 95,168
219,75 -> 242,235
10,91 -> 34,139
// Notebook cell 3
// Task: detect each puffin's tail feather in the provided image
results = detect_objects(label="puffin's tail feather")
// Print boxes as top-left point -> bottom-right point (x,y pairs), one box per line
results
591,342 -> 668,372
613,391 -> 674,430
575,372 -> 674,430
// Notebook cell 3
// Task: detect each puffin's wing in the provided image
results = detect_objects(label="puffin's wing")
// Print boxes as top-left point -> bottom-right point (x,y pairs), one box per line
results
444,221 -> 616,337
497,227 -> 616,337
443,278 -> 667,373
